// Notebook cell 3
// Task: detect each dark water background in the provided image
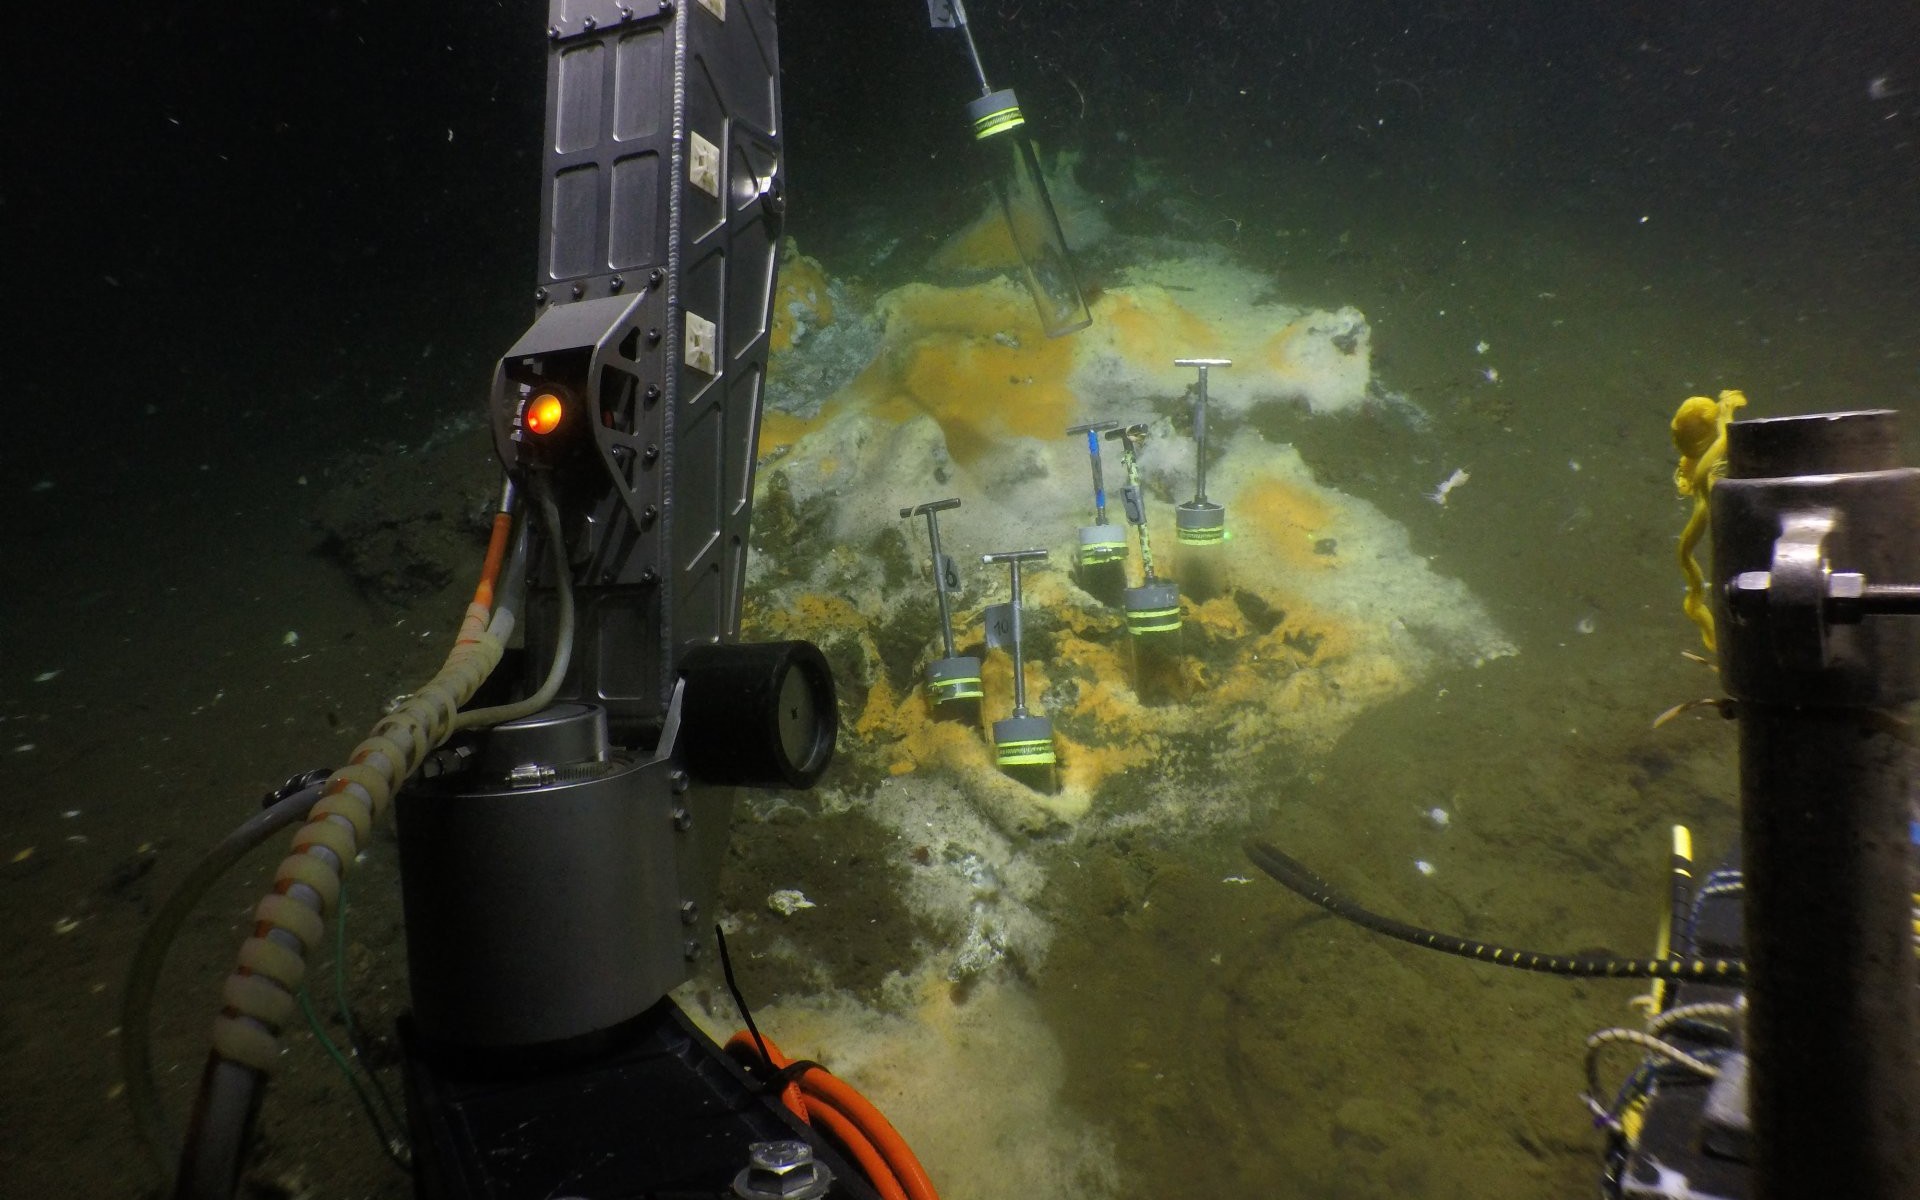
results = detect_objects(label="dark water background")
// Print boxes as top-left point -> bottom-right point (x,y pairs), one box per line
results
5,2 -> 1918,1197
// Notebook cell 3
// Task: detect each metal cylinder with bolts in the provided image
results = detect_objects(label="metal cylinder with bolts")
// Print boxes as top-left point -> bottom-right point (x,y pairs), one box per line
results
1709,408 -> 1920,1200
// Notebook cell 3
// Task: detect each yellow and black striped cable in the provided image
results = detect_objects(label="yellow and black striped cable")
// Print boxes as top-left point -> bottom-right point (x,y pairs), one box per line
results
1245,840 -> 1747,983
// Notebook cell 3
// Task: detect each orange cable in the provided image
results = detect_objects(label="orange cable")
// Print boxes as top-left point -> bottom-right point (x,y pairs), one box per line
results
725,1034 -> 900,1200
795,1067 -> 937,1200
472,510 -> 514,611
725,1032 -> 939,1200
798,1094 -> 908,1200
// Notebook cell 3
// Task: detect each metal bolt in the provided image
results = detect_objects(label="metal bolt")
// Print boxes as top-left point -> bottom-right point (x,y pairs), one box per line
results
658,0 -> 675,15
684,937 -> 703,961
547,25 -> 561,39
641,567 -> 659,584
751,1143 -> 814,1172
669,768 -> 691,794
1727,571 -> 1772,614
581,15 -> 596,30
672,805 -> 693,831
646,327 -> 662,345
734,1140 -> 831,1200
535,286 -> 549,304
642,504 -> 658,527
680,899 -> 699,925
643,444 -> 660,464
1730,567 -> 1920,625
610,274 -> 624,292
571,282 -> 584,299
649,268 -> 665,286
644,384 -> 662,404
618,4 -> 634,18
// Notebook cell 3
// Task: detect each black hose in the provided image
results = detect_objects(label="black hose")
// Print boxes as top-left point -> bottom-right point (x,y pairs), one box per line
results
122,782 -> 327,1184
1244,839 -> 1747,983
171,1057 -> 265,1200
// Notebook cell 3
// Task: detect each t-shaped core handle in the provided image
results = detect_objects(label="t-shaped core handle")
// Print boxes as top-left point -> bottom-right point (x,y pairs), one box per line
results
901,498 -> 963,519
903,497 -> 965,655
1174,358 -> 1231,502
983,548 -> 1048,714
1066,421 -> 1122,523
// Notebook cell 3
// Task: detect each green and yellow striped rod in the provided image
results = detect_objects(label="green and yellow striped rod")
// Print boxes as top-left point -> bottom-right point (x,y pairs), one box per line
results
1106,423 -> 1162,584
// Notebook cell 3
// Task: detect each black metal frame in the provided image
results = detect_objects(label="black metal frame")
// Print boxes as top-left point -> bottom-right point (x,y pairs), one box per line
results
494,0 -> 784,743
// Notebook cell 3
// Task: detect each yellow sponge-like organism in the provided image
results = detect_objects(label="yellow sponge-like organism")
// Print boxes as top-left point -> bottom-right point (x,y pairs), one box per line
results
1671,389 -> 1747,651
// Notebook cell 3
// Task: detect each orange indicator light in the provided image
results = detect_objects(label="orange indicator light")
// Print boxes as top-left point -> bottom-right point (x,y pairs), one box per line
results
525,392 -> 565,435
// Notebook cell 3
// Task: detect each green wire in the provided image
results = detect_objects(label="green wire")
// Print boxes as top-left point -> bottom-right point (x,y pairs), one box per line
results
295,874 -> 411,1170
331,876 -> 407,1143
295,985 -> 407,1167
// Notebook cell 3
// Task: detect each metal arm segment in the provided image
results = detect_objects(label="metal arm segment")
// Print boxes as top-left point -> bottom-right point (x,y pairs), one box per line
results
494,0 -> 786,746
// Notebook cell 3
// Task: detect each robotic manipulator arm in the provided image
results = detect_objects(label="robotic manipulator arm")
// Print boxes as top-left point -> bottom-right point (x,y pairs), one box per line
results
397,0 -> 839,1055
167,4 -> 847,1198
395,0 -> 841,1131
